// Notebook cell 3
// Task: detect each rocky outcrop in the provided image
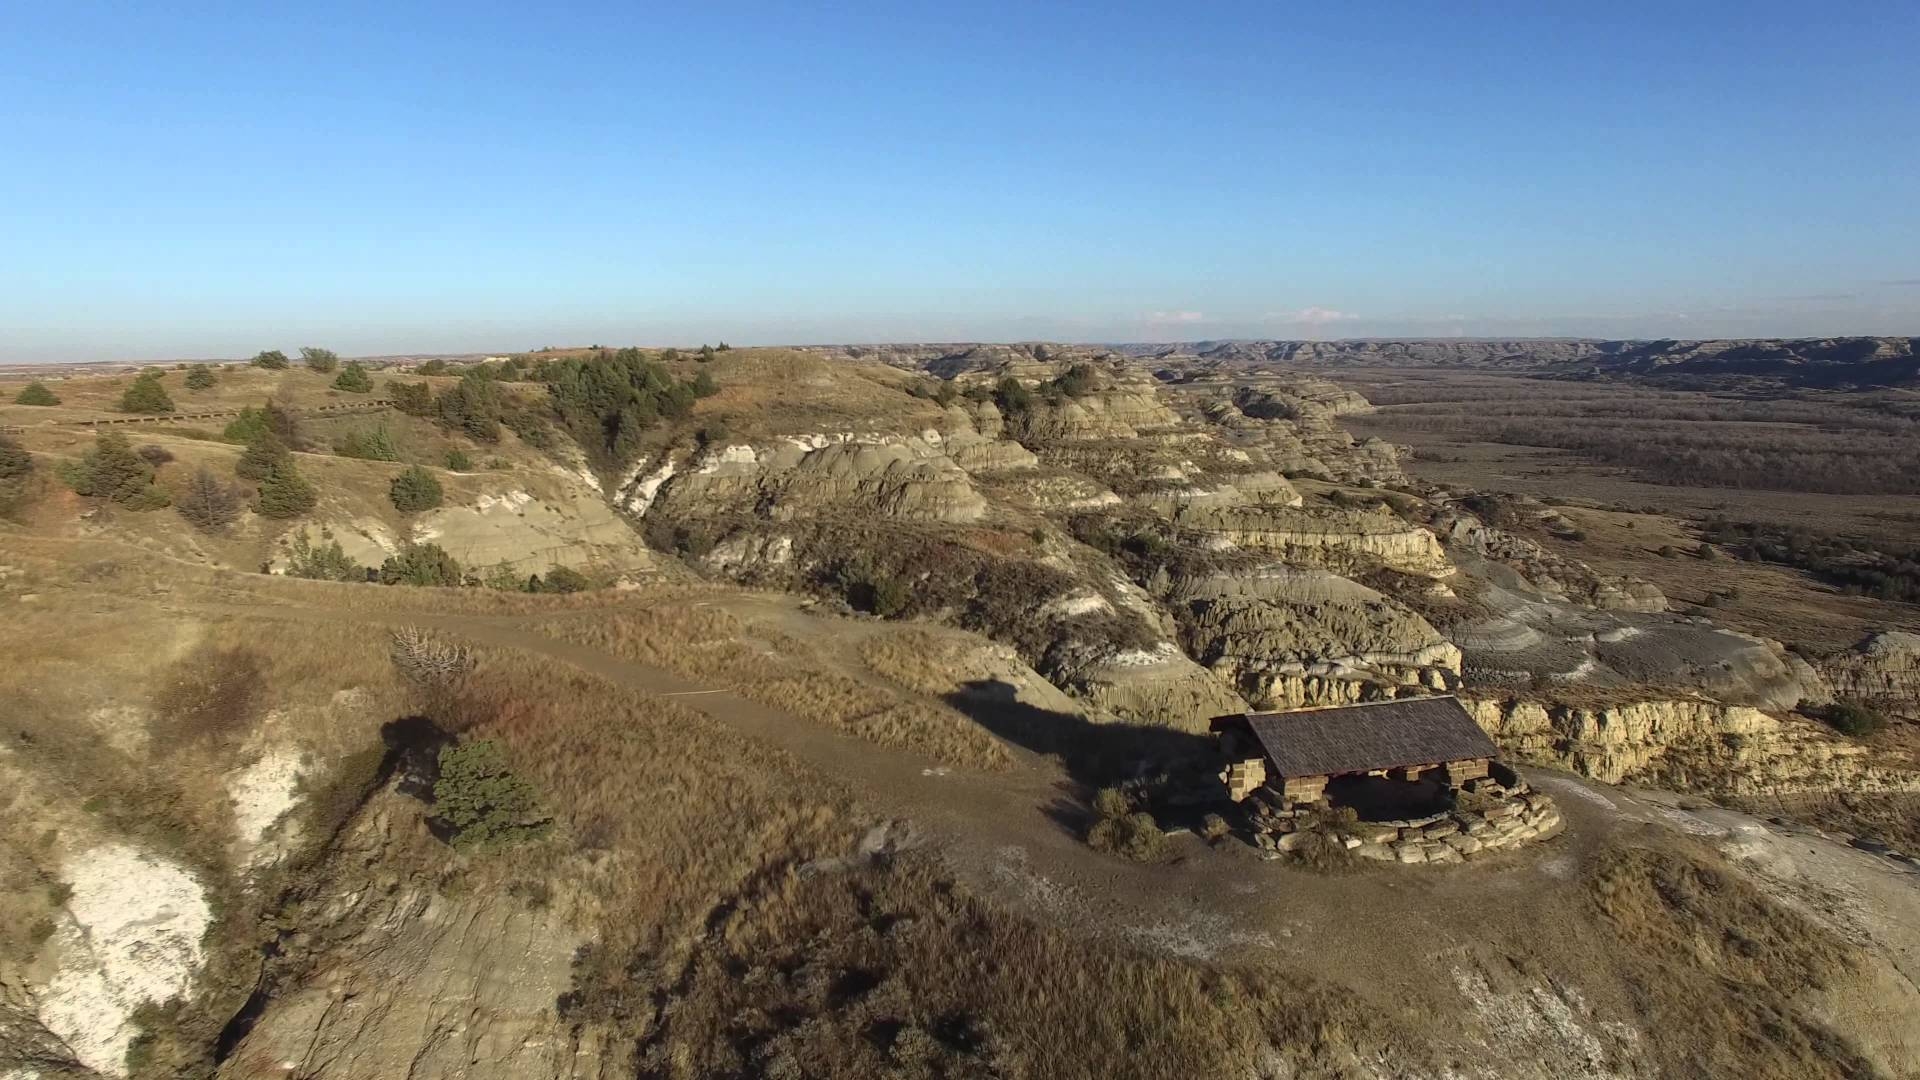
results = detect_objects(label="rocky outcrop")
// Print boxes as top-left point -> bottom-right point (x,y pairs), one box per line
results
1463,695 -> 1920,795
1173,566 -> 1460,709
1050,641 -> 1249,730
1821,632 -> 1920,718
218,801 -> 617,1080
1170,505 -> 1454,578
1435,512 -> 1666,612
646,436 -> 988,525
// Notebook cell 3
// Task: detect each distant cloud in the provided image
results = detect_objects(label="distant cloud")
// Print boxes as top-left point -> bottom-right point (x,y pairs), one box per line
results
1264,306 -> 1358,326
1143,310 -> 1207,325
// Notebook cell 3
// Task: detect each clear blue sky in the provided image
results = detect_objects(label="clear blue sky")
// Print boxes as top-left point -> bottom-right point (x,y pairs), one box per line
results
3,2 -> 1917,361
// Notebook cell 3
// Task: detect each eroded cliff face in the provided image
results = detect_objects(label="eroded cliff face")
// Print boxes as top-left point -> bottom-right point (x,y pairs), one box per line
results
1172,566 -> 1460,710
1170,505 -> 1454,578
1463,696 -> 1920,794
217,800 -> 617,1080
1821,632 -> 1920,718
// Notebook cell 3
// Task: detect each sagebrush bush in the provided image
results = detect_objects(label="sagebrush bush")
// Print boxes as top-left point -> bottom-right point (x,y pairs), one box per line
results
1086,786 -> 1166,861
432,739 -> 550,850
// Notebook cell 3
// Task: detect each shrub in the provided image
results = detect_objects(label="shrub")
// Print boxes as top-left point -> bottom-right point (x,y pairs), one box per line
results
690,368 -> 718,397
223,402 -> 302,448
433,375 -> 503,441
331,362 -> 373,393
183,364 -> 216,390
992,376 -> 1033,416
174,467 -> 242,530
1088,811 -> 1167,861
234,430 -> 290,480
118,373 -> 174,414
136,444 -> 174,466
443,448 -> 473,471
531,565 -> 593,593
431,739 -> 550,850
389,627 -> 476,686
13,381 -> 59,406
251,349 -> 290,370
62,431 -> 170,509
333,425 -> 399,461
387,380 -> 434,416
1810,699 -> 1887,739
283,530 -> 363,580
1086,786 -> 1166,861
0,435 -> 32,482
151,645 -> 265,747
380,543 -> 462,586
388,465 -> 444,513
300,347 -> 339,373
253,460 -> 318,518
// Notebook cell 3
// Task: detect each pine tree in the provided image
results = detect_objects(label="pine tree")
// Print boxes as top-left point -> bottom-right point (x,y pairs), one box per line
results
13,382 -> 60,406
0,434 -> 31,481
253,460 -> 317,518
64,431 -> 170,509
118,372 -> 174,414
388,465 -> 444,512
300,347 -> 339,373
235,430 -> 291,481
331,362 -> 373,393
251,349 -> 290,370
380,543 -> 462,586
183,365 -> 216,390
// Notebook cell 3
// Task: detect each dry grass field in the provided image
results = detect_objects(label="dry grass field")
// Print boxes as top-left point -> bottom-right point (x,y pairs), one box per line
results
542,607 -> 1015,771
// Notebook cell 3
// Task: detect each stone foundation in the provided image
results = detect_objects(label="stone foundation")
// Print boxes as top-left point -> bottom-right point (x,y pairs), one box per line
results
1246,778 -> 1561,865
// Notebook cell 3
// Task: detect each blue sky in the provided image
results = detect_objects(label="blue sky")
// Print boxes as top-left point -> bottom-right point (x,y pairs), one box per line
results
3,2 -> 1917,361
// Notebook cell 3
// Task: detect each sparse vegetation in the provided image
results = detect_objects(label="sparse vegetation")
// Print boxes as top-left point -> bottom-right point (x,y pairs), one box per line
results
1806,699 -> 1887,738
1701,519 -> 1920,603
444,448 -> 472,471
150,644 -> 265,748
14,381 -> 60,406
387,465 -> 444,512
286,530 -> 365,580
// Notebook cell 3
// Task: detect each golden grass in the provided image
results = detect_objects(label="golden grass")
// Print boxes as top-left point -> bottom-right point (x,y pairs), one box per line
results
611,851 -> 1393,1079
1588,840 -> 1871,1079
857,628 -> 991,696
544,608 -> 1013,771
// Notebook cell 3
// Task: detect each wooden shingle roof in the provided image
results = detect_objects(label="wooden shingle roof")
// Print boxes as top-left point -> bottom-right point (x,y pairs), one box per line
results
1210,696 -> 1497,778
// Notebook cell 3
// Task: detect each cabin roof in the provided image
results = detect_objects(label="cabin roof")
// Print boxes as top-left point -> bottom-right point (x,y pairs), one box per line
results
1210,696 -> 1497,778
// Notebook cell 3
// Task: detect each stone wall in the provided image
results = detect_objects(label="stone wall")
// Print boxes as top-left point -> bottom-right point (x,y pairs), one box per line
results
1245,774 -> 1561,866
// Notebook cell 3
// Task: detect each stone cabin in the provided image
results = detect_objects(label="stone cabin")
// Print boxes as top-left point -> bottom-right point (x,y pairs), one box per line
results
1210,696 -> 1500,809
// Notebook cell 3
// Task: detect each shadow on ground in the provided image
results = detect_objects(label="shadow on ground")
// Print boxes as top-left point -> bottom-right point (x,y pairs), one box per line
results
942,679 -> 1217,793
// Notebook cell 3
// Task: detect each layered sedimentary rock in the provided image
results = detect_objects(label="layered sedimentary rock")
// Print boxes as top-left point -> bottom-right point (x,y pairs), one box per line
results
643,436 -> 989,524
1173,566 -> 1460,709
1049,641 -> 1249,730
1821,632 -> 1920,718
1170,505 -> 1454,578
1463,696 -> 1920,794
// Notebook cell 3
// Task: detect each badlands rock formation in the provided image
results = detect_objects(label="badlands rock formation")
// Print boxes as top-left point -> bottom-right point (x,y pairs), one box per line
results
1821,632 -> 1920,718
